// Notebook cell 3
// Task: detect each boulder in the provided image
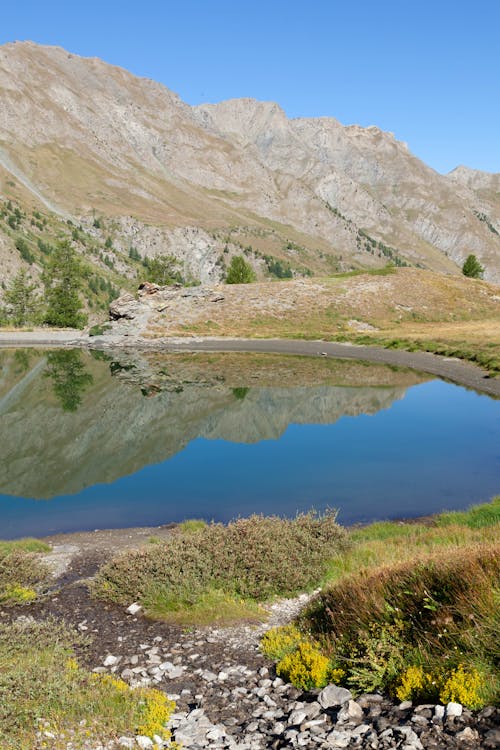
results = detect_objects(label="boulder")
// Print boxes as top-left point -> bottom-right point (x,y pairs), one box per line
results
110,293 -> 138,320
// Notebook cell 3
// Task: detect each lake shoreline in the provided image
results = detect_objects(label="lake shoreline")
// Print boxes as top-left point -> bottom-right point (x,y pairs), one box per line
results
0,330 -> 499,396
32,510 -> 437,552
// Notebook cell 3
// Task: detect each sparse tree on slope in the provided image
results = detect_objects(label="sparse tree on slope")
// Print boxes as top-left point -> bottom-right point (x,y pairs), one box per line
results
225,255 -> 256,284
462,254 -> 484,279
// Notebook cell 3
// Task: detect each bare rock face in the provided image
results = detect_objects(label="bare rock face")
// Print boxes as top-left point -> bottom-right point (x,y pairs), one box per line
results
0,41 -> 498,283
109,293 -> 138,320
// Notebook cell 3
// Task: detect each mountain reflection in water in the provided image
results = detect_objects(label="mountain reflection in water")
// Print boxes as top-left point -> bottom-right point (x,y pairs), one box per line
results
0,349 -> 498,539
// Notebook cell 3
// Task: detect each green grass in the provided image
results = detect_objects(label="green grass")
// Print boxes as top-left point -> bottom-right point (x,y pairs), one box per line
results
176,518 -> 207,534
331,265 -> 396,279
0,538 -> 51,554
435,496 -> 500,529
93,512 -> 348,624
0,619 -> 176,749
325,498 -> 500,584
0,540 -> 50,605
143,585 -> 265,626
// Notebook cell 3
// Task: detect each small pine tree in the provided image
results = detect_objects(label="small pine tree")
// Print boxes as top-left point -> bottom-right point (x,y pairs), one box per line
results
143,255 -> 183,285
462,254 -> 484,279
42,241 -> 88,328
225,255 -> 256,284
3,269 -> 39,327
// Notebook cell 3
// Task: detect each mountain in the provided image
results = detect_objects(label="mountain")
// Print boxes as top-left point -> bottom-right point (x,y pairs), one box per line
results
0,40 -> 499,301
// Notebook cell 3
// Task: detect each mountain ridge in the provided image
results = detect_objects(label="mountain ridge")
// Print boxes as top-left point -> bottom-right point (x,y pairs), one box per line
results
0,40 -> 498,293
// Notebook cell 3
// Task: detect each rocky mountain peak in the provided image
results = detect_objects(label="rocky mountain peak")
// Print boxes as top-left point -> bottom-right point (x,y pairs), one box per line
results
0,41 -> 498,287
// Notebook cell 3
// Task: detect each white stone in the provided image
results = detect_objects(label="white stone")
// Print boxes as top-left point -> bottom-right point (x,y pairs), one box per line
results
446,701 -> 463,717
326,729 -> 351,748
318,684 -> 353,709
118,739 -> 135,749
103,654 -> 119,666
288,709 -> 308,726
434,704 -> 445,720
166,666 -> 184,679
135,737 -> 153,749
126,602 -> 142,615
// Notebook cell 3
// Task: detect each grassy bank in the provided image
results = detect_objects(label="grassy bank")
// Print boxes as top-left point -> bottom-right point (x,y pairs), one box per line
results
0,619 -> 177,749
261,498 -> 500,708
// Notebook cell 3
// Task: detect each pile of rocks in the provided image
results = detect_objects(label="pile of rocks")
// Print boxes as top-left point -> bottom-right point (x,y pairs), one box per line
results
165,684 -> 499,750
97,641 -> 498,749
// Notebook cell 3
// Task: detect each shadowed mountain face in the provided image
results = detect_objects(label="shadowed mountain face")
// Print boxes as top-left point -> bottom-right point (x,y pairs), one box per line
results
0,350 -> 426,500
0,41 -> 498,285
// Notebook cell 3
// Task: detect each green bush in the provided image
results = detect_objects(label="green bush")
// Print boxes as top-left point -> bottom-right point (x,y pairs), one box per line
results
94,512 -> 347,620
89,323 -> 111,337
0,546 -> 48,605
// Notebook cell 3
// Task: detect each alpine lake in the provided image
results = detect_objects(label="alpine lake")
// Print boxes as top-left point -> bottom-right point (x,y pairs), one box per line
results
0,347 -> 499,539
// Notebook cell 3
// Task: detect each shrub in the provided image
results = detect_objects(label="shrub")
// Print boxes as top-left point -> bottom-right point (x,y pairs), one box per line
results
277,641 -> 333,690
0,584 -> 37,605
261,624 -> 304,661
440,665 -> 485,710
396,665 -> 436,702
89,323 -> 111,337
0,547 -> 48,605
94,512 -> 347,621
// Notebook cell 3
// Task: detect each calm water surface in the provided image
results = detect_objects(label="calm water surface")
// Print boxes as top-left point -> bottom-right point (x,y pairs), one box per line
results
0,349 -> 498,538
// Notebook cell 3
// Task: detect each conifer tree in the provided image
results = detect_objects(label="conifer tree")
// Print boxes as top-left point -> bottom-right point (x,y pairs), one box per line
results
3,268 -> 39,327
225,255 -> 256,284
462,254 -> 484,279
43,241 -> 87,328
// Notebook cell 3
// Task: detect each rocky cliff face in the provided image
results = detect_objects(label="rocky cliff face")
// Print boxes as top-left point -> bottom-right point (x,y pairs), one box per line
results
0,41 -> 498,286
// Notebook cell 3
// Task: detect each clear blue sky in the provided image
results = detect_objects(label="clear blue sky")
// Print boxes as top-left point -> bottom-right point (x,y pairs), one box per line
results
2,0 -> 499,174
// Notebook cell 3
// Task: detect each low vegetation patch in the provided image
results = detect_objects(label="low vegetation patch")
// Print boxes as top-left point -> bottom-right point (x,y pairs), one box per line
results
0,619 -> 177,749
261,499 -> 500,708
0,538 -> 50,605
93,512 -> 347,624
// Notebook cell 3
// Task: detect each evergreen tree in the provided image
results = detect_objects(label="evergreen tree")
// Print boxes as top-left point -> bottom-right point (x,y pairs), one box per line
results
225,255 -> 256,284
3,268 -> 39,327
143,255 -> 183,285
43,241 -> 87,328
45,350 -> 94,412
462,254 -> 484,279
